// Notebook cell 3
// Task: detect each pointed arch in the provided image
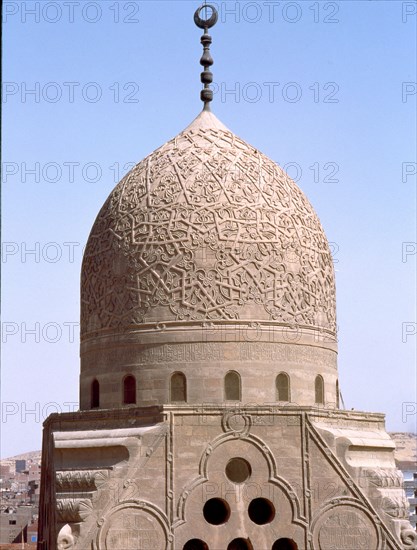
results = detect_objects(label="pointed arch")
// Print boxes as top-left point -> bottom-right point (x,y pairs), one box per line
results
90,379 -> 100,409
224,371 -> 241,401
170,372 -> 187,403
315,375 -> 324,405
123,375 -> 136,405
276,372 -> 290,402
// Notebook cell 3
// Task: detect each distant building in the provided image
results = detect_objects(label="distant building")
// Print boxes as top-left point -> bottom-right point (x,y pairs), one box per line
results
27,519 -> 39,544
15,460 -> 26,474
0,461 -> 16,476
403,473 -> 417,531
0,506 -> 34,545
0,464 -> 12,478
391,431 -> 417,532
27,463 -> 40,480
27,463 -> 41,504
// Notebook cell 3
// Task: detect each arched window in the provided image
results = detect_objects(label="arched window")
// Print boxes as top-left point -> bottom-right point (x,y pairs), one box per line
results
315,375 -> 324,405
170,372 -> 187,403
224,371 -> 241,401
276,372 -> 290,402
123,375 -> 136,405
336,379 -> 340,408
91,379 -> 99,408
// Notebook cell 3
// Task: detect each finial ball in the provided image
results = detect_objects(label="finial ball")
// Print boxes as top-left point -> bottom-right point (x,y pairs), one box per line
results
194,4 -> 218,29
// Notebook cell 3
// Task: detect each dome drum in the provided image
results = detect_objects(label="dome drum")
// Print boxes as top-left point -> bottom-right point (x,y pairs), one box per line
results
80,338 -> 338,409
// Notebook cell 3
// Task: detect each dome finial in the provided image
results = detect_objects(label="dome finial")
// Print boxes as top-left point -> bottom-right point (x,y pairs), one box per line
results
194,3 -> 218,111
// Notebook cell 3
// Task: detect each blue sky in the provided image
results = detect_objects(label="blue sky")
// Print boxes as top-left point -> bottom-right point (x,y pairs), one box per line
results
2,0 -> 416,458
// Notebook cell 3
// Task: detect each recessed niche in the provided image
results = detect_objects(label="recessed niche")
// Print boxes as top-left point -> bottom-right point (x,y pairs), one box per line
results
203,497 -> 231,525
248,497 -> 275,525
225,457 -> 251,483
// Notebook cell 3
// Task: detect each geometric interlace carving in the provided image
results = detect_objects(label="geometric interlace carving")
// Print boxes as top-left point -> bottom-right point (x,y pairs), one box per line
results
81,117 -> 336,337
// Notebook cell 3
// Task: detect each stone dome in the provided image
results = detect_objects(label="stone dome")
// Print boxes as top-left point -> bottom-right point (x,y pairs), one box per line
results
80,110 -> 338,410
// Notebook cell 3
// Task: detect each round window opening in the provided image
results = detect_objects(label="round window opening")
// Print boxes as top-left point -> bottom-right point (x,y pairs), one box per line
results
225,457 -> 251,483
203,497 -> 231,525
248,497 -> 275,525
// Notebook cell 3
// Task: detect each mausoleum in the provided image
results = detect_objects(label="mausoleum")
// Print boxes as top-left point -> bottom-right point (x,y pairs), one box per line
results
38,5 -> 416,549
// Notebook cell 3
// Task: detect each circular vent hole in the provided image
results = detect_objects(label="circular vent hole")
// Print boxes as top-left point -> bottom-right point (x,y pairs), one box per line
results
272,538 -> 299,550
225,457 -> 251,483
183,539 -> 209,550
227,538 -> 254,550
248,497 -> 275,525
203,497 -> 230,525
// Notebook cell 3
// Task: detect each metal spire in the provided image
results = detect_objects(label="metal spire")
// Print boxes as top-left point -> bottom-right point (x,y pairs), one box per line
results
194,3 -> 218,111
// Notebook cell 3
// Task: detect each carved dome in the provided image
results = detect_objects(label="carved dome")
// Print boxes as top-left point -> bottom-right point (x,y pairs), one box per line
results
81,111 -> 336,339
79,110 -> 338,410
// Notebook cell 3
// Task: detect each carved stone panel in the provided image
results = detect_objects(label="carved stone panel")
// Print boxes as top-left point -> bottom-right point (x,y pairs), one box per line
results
313,504 -> 380,550
97,504 -> 167,550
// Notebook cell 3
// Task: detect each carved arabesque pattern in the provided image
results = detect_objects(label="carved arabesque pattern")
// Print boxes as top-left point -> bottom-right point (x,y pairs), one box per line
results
81,120 -> 336,337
